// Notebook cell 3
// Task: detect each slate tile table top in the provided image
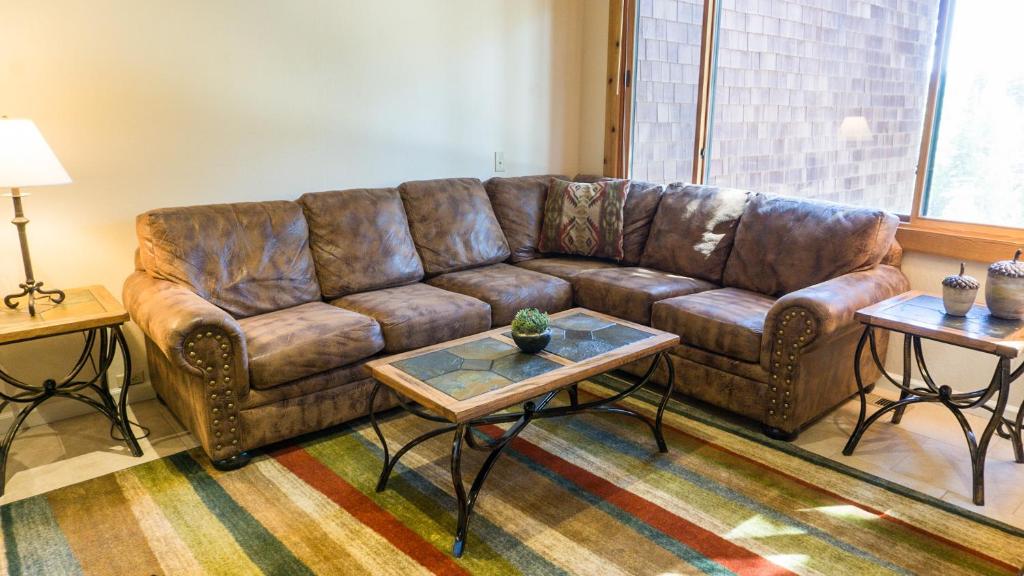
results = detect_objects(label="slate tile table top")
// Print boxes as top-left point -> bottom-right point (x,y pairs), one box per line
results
368,308 -> 678,423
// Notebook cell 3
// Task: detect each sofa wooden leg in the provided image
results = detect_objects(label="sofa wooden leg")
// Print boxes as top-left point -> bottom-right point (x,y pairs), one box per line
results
212,452 -> 252,471
762,425 -> 799,442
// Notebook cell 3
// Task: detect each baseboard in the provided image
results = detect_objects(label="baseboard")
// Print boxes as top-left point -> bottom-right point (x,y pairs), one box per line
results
0,375 -> 156,429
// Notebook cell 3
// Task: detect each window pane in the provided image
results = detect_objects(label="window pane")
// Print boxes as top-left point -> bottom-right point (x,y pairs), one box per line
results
707,0 -> 939,213
925,1 -> 1024,229
630,0 -> 705,183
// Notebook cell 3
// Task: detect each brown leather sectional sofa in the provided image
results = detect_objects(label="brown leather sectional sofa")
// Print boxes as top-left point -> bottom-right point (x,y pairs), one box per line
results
124,175 -> 908,468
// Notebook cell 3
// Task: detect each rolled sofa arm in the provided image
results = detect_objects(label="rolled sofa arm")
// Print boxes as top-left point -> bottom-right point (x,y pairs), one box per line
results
123,271 -> 250,463
759,265 -> 909,431
760,265 -> 910,370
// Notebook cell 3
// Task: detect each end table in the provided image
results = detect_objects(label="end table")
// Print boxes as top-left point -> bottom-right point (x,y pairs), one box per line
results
843,291 -> 1024,505
0,285 -> 143,495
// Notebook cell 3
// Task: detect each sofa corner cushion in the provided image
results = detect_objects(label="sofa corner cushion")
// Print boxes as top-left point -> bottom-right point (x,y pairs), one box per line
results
652,288 -> 775,364
298,188 -> 423,299
137,201 -> 321,318
722,193 -> 900,296
640,183 -> 749,283
399,178 -> 511,276
573,267 -> 717,325
238,302 -> 384,390
427,263 -> 572,326
484,175 -> 566,263
333,283 -> 491,353
515,256 -> 620,281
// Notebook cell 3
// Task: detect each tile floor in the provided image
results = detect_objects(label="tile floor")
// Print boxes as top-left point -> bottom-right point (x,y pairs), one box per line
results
1,386 -> 1022,530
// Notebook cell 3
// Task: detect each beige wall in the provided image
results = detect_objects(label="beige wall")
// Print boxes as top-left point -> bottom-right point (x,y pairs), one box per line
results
0,0 -> 596,421
577,0 -> 609,175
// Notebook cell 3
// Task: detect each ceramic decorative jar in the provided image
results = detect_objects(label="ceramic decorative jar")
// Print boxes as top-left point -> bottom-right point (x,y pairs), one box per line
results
510,308 -> 551,353
985,249 -> 1024,320
941,263 -> 979,316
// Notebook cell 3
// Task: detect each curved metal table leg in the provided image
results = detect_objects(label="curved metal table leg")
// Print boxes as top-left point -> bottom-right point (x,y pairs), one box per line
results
0,324 -> 142,495
843,324 -> 1018,506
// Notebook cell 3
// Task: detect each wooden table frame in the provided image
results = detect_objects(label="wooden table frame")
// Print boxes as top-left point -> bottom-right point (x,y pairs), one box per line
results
366,308 -> 680,557
842,291 -> 1024,505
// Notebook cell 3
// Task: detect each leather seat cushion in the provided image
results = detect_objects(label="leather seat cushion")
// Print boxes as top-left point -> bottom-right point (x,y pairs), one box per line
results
640,183 -> 750,283
515,256 -> 620,281
238,302 -> 384,389
427,263 -> 572,326
573,267 -> 717,325
651,288 -> 776,363
137,201 -> 321,318
722,193 -> 900,296
333,283 -> 491,353
399,178 -> 510,276
298,187 -> 424,299
485,175 -> 566,263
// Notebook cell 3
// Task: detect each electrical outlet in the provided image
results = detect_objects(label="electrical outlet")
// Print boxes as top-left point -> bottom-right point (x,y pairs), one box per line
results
131,371 -> 146,385
494,151 -> 505,172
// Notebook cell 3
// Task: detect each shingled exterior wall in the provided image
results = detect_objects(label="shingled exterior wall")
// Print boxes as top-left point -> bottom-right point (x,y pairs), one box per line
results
632,0 -> 940,213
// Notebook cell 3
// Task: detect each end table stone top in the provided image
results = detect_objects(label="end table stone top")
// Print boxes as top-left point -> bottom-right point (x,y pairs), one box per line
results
856,291 -> 1024,358
0,285 -> 128,345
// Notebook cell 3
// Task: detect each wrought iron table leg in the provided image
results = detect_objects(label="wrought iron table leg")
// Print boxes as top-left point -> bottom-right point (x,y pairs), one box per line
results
112,326 -> 142,456
567,384 -> 579,407
451,423 -> 469,557
653,351 -> 675,453
971,359 -> 1012,505
890,334 -> 912,424
843,327 -> 872,456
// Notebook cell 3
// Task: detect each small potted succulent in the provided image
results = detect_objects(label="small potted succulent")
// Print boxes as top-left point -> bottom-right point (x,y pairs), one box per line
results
985,248 -> 1024,320
941,262 -> 979,316
510,308 -> 551,353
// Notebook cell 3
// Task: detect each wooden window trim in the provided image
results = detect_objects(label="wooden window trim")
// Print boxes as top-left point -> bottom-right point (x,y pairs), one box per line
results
603,0 -> 636,179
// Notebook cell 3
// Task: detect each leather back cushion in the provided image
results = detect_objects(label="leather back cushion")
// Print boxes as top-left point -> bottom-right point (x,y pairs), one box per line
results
722,194 -> 900,296
137,201 -> 321,318
539,179 -> 631,261
484,175 -> 566,263
399,178 -> 511,276
640,184 -> 750,283
298,188 -> 424,299
573,174 -> 663,264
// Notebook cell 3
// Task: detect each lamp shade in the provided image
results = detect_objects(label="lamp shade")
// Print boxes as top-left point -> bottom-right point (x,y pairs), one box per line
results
0,119 -> 71,188
838,116 -> 873,143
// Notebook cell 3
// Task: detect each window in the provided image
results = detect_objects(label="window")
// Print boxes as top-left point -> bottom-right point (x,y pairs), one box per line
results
706,0 -> 939,214
604,0 -> 1024,260
630,0 -> 705,183
922,0 -> 1024,229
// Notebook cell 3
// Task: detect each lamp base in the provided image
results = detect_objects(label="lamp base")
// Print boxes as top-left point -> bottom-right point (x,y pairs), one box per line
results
4,281 -> 65,316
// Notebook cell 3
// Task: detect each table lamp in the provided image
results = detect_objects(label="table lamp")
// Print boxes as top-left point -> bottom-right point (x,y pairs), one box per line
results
0,118 -> 71,316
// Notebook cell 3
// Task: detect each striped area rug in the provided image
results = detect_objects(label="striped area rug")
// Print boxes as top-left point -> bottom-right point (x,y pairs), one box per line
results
2,376 -> 1022,575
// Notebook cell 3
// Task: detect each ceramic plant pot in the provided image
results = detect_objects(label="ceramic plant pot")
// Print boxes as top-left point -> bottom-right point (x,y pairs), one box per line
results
985,249 -> 1024,320
512,329 -> 551,354
941,262 -> 979,316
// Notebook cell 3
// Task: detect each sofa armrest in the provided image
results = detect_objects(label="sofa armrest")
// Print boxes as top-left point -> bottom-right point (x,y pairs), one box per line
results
123,271 -> 249,394
760,265 -> 910,369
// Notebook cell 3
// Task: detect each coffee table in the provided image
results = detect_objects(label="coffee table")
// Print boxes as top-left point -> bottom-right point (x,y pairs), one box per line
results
366,307 -> 679,556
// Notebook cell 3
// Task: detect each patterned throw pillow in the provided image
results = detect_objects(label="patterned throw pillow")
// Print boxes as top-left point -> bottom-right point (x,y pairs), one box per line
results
539,178 -> 631,261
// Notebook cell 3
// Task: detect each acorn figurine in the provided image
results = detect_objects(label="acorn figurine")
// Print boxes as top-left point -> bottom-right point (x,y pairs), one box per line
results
942,262 -> 979,316
985,248 -> 1024,320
